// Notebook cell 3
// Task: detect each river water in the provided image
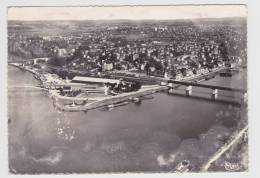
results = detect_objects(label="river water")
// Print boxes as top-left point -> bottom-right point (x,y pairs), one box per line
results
8,66 -> 247,173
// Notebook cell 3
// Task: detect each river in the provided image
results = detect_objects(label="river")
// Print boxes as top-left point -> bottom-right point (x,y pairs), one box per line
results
8,65 -> 247,173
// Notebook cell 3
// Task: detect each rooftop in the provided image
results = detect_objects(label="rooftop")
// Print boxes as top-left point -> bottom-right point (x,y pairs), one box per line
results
72,76 -> 119,84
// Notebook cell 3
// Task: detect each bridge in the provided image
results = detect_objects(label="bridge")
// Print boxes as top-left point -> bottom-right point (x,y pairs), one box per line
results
167,80 -> 247,101
168,80 -> 246,93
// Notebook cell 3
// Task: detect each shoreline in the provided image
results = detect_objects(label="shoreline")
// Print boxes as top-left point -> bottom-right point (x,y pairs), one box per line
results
8,62 -> 232,112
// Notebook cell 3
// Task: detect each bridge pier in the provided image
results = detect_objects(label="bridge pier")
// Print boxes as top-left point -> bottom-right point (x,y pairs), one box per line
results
168,83 -> 174,93
185,85 -> 192,96
33,59 -> 37,65
211,89 -> 218,100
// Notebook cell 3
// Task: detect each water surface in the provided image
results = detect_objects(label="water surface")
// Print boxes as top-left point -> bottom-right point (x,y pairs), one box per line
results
8,66 -> 246,173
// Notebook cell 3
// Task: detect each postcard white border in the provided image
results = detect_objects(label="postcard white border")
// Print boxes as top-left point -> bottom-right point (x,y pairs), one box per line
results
1,0 -> 259,178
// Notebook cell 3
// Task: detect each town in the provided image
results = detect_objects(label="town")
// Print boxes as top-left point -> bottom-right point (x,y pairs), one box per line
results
9,19 -> 247,79
8,19 -> 247,110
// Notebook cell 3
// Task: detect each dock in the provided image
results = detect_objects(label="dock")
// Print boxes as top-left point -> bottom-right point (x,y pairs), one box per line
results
53,85 -> 167,112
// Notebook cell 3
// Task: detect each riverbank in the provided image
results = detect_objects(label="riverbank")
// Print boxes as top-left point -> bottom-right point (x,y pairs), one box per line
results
53,85 -> 168,112
8,62 -> 231,112
9,63 -> 40,76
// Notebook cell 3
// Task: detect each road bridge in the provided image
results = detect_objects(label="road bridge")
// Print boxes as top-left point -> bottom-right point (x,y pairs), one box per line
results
167,80 -> 247,101
168,80 -> 246,93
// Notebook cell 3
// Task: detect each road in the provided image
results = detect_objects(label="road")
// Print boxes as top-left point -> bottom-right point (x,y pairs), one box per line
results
45,63 -> 227,84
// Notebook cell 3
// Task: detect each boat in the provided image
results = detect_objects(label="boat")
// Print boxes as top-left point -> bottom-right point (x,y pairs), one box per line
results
133,97 -> 141,103
196,78 -> 206,83
219,68 -> 233,77
205,75 -> 215,80
219,72 -> 232,77
141,95 -> 154,100
65,101 -> 85,107
107,101 -> 129,108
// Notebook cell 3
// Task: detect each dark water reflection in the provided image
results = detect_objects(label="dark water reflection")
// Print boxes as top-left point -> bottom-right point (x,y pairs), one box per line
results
8,66 -> 246,173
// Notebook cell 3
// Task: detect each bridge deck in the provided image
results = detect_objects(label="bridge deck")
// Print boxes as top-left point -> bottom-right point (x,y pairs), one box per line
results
169,80 -> 246,93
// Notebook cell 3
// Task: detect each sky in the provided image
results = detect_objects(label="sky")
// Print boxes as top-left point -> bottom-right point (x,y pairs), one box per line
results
8,5 -> 247,21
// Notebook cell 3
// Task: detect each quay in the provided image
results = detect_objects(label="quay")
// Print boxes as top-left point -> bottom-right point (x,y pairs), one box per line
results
53,85 -> 168,112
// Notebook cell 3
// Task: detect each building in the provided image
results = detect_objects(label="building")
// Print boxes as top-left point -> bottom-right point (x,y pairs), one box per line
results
72,76 -> 119,85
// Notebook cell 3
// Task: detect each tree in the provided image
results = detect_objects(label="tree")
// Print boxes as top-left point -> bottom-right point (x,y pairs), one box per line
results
47,57 -> 67,67
170,68 -> 177,78
180,68 -> 187,76
57,70 -> 68,79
